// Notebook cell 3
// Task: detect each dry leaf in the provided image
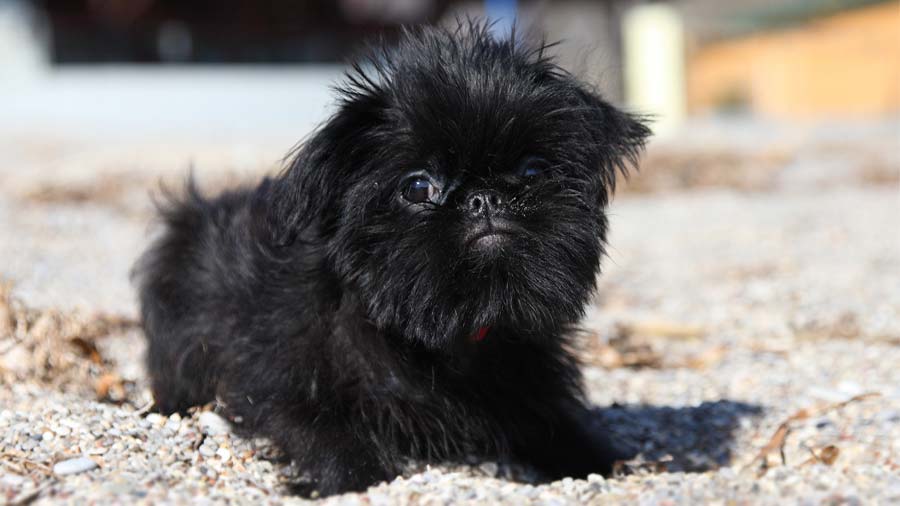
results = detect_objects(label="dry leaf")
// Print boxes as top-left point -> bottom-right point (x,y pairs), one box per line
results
817,445 -> 840,465
95,373 -> 127,402
681,345 -> 727,369
747,393 -> 879,476
0,279 -> 139,402
801,445 -> 840,466
0,297 -> 13,338
589,341 -> 662,369
620,321 -> 706,340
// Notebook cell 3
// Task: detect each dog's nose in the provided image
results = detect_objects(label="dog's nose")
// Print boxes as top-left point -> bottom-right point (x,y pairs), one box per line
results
466,190 -> 503,217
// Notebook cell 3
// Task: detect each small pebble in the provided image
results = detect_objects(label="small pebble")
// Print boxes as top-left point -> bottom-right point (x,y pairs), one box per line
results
198,412 -> 230,436
216,447 -> 232,462
53,456 -> 99,476
478,462 -> 498,477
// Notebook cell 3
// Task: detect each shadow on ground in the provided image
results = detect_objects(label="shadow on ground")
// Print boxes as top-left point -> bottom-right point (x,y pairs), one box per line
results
591,400 -> 764,472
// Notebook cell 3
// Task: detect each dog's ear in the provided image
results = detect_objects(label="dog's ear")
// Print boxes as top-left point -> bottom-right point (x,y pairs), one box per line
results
573,86 -> 652,198
258,91 -> 384,247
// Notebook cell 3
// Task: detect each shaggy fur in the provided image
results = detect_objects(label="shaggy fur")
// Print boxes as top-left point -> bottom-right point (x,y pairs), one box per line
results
136,22 -> 650,497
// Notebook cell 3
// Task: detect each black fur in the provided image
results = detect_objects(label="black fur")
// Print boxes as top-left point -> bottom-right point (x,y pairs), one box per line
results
136,22 -> 650,497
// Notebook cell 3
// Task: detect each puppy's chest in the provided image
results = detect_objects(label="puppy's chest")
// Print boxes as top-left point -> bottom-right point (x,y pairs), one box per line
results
360,363 -> 520,449
363,347 -> 546,416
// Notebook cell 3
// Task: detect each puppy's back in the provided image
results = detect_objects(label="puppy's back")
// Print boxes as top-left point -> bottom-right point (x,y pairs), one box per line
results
135,181 -> 257,413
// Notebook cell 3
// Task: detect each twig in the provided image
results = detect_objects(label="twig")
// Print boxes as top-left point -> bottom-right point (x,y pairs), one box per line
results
621,321 -> 706,340
0,457 -> 25,475
0,452 -> 53,476
746,392 -> 880,476
133,399 -> 156,417
9,478 -> 56,506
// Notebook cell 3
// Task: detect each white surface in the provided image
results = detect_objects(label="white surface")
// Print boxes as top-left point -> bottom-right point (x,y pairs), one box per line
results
1,66 -> 344,143
623,4 -> 687,136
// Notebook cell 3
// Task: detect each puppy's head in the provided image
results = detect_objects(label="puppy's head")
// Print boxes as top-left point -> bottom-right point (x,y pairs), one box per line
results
264,23 -> 650,349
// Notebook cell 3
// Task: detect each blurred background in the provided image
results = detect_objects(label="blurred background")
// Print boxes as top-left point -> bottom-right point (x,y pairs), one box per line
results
3,0 -> 899,136
1,3 -> 898,503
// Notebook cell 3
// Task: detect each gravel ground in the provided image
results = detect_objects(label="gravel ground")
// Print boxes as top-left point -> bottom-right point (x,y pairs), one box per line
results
1,120 -> 899,505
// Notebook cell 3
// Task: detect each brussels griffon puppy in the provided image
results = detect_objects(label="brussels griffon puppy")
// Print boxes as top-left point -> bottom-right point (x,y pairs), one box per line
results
136,23 -> 649,497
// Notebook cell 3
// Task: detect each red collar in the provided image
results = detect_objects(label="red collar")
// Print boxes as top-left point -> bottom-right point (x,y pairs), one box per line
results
470,326 -> 490,343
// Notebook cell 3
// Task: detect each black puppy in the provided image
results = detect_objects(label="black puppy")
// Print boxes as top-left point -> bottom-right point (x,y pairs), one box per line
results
136,22 -> 649,497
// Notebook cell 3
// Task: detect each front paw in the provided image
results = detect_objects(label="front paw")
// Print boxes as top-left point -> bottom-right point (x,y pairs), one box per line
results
521,419 -> 624,480
287,478 -> 321,499
287,459 -> 392,498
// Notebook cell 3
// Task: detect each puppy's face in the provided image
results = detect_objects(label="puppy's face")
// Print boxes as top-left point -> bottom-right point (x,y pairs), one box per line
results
267,25 -> 650,349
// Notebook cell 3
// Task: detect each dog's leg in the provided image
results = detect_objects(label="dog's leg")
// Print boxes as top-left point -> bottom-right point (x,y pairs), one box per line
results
518,405 -> 621,480
260,414 -> 394,497
290,435 -> 392,496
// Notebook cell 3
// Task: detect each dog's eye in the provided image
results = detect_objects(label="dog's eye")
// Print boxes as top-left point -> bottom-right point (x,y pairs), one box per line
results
517,157 -> 547,179
402,176 -> 438,204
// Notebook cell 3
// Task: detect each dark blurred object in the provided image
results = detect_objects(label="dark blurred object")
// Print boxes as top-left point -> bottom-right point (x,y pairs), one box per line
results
35,0 -> 449,63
